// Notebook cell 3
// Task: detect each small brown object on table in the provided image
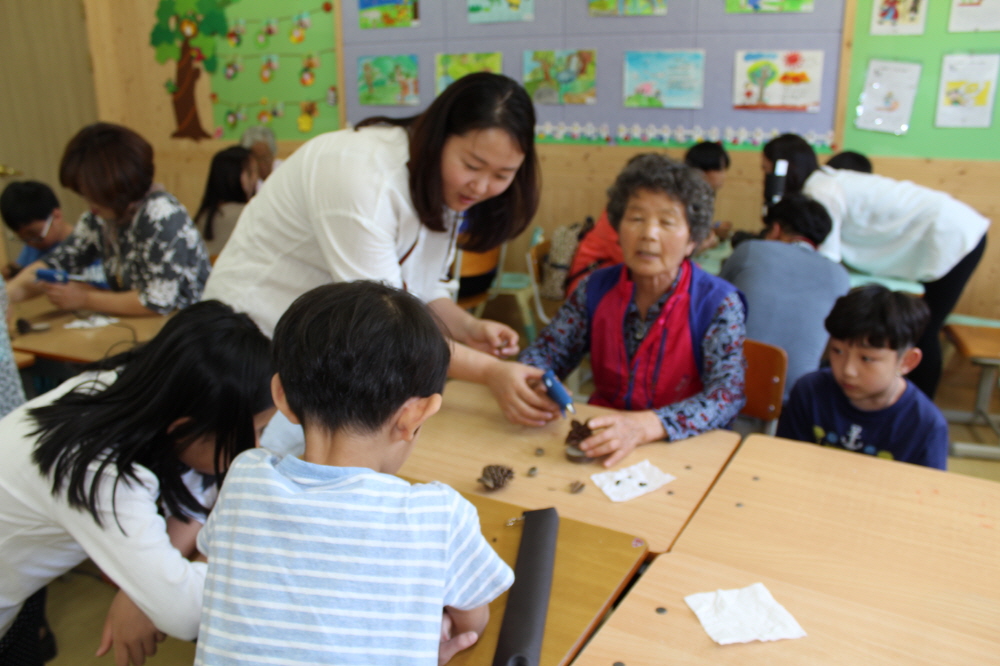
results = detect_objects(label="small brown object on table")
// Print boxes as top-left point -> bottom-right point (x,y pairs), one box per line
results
477,464 -> 515,491
564,419 -> 595,463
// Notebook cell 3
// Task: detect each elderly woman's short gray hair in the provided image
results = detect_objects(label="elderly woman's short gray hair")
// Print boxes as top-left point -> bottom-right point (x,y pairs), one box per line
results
240,126 -> 277,156
605,153 -> 715,244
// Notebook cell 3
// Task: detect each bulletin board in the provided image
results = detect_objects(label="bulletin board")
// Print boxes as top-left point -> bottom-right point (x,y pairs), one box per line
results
150,0 -> 345,142
841,0 -> 1000,160
339,0 -> 846,150
208,0 -> 344,140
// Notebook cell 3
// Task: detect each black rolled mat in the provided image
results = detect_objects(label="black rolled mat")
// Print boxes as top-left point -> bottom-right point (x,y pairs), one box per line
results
492,507 -> 559,666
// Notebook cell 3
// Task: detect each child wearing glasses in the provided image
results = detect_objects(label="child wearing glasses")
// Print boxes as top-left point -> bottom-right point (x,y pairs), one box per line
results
0,181 -> 74,280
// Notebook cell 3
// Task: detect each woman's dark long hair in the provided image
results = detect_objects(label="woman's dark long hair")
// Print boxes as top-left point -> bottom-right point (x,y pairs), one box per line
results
762,133 -> 819,195
195,146 -> 253,241
30,301 -> 273,529
356,72 -> 540,252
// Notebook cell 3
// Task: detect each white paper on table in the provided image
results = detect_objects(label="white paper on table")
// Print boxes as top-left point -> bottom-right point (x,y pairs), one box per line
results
64,315 -> 120,329
590,459 -> 675,502
685,582 -> 807,645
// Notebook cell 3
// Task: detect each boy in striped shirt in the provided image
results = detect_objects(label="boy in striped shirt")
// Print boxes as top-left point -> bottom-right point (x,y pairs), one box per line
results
195,281 -> 514,665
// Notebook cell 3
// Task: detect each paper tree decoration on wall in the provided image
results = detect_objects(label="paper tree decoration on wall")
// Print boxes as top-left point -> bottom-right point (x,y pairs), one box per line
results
208,1 -> 341,140
150,0 -> 342,142
150,0 -> 236,140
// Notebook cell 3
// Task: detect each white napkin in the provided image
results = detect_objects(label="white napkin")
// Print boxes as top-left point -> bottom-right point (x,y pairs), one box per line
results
684,583 -> 807,645
590,459 -> 675,502
64,315 -> 120,329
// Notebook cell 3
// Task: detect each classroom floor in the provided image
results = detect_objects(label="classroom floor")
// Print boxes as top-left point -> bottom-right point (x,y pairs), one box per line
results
36,314 -> 1000,664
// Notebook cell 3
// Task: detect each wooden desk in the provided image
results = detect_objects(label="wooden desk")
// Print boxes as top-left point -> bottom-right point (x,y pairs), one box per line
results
10,298 -> 167,364
457,492 -> 647,666
573,552 -> 998,665
399,380 -> 742,553
671,435 -> 1000,647
13,351 -> 35,369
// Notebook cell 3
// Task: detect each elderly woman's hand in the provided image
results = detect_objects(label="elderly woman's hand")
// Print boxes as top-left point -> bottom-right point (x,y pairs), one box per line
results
578,410 -> 667,468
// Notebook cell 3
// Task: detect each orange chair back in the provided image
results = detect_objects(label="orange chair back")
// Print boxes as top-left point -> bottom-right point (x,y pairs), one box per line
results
741,338 -> 788,431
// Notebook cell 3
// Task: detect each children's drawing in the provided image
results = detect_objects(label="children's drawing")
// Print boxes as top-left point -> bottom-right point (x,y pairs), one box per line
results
523,50 -> 596,105
588,0 -> 667,17
468,0 -> 534,24
193,0 -> 342,141
358,55 -> 419,106
855,59 -> 921,135
359,0 -> 419,29
733,50 -> 823,112
624,50 -> 705,109
724,0 -> 814,13
435,53 -> 503,95
935,54 -> 999,128
870,0 -> 927,36
948,0 -> 1000,32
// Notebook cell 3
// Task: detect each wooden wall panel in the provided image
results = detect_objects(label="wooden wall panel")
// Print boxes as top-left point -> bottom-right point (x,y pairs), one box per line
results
0,0 -> 98,262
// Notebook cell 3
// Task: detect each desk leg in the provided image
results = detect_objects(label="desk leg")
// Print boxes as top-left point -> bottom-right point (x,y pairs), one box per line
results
942,362 -> 1000,459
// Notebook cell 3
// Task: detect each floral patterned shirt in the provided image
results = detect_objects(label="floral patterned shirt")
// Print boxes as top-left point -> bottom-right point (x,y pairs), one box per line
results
519,273 -> 746,441
45,191 -> 210,314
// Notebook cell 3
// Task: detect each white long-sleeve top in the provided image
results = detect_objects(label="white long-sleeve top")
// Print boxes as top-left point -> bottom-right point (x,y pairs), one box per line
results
0,372 -> 207,640
804,166 -> 989,282
203,126 -> 459,337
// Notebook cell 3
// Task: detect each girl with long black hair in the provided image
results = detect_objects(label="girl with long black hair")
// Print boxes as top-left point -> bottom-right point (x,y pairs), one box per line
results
0,300 -> 274,666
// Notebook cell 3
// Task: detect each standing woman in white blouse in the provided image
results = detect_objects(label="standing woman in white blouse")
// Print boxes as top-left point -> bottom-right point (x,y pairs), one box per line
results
761,134 -> 989,399
204,72 -> 559,427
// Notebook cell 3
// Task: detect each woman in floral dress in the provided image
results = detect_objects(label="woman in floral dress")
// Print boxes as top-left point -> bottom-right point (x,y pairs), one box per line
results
6,123 -> 209,316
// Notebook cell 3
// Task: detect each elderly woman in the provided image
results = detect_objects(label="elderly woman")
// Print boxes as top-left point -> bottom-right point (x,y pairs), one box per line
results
520,154 -> 746,467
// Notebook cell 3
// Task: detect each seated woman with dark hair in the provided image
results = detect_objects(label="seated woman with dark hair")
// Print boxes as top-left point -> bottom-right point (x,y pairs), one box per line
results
195,145 -> 257,259
519,154 -> 747,467
6,122 -> 210,316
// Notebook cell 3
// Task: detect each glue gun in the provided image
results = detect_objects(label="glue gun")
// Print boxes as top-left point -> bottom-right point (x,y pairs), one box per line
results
35,268 -> 73,284
35,268 -> 106,288
542,369 -> 576,418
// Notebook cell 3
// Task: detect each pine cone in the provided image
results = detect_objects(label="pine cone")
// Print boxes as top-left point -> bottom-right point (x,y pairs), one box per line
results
478,464 -> 514,491
565,419 -> 596,463
565,419 -> 593,446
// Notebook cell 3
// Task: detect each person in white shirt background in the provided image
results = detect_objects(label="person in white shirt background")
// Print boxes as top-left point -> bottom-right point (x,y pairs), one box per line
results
761,134 -> 989,399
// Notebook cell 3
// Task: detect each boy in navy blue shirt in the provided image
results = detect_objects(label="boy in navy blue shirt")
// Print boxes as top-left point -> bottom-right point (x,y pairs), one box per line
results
777,284 -> 949,469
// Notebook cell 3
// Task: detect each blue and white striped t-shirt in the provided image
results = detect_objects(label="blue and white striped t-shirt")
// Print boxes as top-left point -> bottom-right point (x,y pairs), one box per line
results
194,449 -> 513,665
